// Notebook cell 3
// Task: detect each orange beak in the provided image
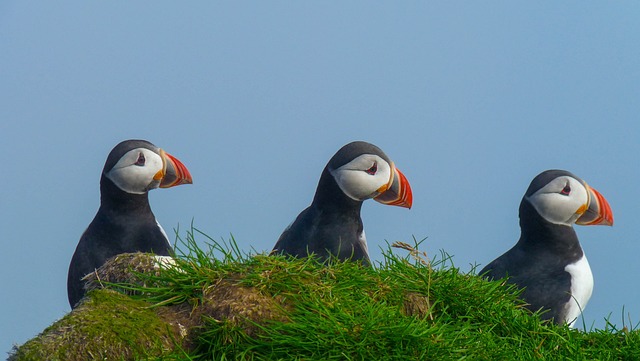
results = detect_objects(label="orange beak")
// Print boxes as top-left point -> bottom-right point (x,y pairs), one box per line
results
373,166 -> 413,209
155,149 -> 193,188
576,185 -> 613,226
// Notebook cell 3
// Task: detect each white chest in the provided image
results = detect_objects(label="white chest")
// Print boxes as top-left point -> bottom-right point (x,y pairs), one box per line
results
156,220 -> 171,247
563,254 -> 594,327
358,229 -> 369,257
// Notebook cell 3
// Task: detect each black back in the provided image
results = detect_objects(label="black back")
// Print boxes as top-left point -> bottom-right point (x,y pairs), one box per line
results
480,178 -> 584,323
66,141 -> 172,308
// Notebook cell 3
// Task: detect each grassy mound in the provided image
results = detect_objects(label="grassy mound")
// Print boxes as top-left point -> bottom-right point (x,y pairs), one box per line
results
9,290 -> 183,360
9,228 -> 640,360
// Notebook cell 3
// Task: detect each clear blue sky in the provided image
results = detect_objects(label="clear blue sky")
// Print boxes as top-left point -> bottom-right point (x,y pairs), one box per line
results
1,1 -> 639,353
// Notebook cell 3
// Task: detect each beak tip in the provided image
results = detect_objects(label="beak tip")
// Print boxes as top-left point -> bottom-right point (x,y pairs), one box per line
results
159,151 -> 193,188
406,192 -> 413,209
576,185 -> 614,227
373,167 -> 413,209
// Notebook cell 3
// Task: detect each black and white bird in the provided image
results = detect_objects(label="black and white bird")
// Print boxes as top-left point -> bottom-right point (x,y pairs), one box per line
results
67,140 -> 192,308
480,169 -> 613,326
272,141 -> 413,266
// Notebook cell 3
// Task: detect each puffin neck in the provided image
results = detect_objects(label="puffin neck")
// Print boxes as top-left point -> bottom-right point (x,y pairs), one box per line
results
518,199 -> 582,254
311,169 -> 363,214
99,174 -> 152,213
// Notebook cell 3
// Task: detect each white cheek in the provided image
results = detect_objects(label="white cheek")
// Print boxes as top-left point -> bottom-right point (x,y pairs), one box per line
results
330,156 -> 391,201
331,170 -> 387,201
528,179 -> 589,226
528,193 -> 581,225
106,149 -> 163,194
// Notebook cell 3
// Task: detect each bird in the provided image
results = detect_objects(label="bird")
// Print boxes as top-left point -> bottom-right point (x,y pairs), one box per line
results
272,141 -> 413,266
480,169 -> 613,326
67,139 -> 193,308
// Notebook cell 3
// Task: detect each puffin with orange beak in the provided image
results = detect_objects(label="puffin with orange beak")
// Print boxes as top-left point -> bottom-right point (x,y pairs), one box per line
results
67,139 -> 192,308
480,169 -> 613,326
272,141 -> 412,266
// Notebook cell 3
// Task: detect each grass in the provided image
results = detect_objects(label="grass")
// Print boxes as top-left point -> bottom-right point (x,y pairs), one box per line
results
9,226 -> 640,360
8,289 -> 182,360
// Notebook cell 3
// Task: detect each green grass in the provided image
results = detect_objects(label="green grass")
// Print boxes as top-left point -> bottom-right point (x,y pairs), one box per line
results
10,227 -> 640,360
9,289 -> 182,361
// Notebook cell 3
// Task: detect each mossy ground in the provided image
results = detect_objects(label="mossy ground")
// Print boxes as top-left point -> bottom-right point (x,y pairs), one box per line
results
9,289 -> 182,361
9,227 -> 640,360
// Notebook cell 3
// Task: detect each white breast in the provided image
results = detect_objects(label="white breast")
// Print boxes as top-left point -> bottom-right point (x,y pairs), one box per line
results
156,220 -> 171,248
563,254 -> 594,327
358,229 -> 369,257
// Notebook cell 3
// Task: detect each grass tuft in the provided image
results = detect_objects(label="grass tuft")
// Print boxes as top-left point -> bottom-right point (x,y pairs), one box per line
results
9,226 -> 640,360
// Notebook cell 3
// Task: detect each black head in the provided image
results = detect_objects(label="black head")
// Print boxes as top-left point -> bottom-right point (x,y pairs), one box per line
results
103,140 -> 159,174
102,139 -> 193,195
524,170 -> 581,198
522,169 -> 613,227
326,141 -> 392,171
320,141 -> 412,208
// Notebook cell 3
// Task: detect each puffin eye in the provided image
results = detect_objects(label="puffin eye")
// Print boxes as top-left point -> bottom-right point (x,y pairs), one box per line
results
365,162 -> 377,175
560,183 -> 571,196
134,153 -> 146,166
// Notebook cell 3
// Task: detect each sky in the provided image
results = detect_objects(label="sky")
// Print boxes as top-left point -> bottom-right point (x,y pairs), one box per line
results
1,1 -> 639,354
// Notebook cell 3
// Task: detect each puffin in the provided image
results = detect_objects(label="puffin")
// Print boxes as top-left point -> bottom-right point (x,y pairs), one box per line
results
67,139 -> 192,308
272,141 -> 413,266
480,169 -> 613,326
